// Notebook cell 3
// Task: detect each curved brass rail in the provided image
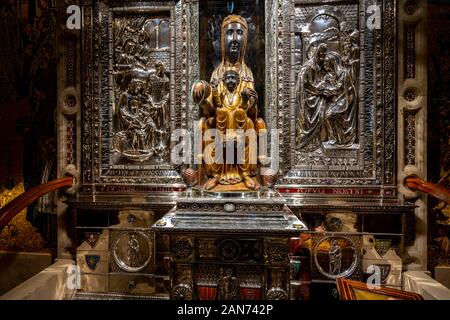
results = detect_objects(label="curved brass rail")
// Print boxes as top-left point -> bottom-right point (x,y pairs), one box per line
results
405,176 -> 450,204
0,177 -> 74,230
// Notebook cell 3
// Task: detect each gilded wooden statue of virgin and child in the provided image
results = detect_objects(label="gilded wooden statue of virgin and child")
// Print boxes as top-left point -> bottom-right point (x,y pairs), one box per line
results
191,15 -> 266,191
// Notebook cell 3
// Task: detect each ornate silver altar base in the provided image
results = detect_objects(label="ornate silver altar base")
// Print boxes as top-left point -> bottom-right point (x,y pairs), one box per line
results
153,190 -> 307,300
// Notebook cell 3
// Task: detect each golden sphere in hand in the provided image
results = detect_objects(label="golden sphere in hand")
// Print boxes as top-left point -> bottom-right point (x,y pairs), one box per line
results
191,80 -> 211,104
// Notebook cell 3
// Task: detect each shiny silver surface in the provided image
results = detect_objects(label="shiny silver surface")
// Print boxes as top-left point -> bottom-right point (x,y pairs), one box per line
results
154,193 -> 307,234
72,0 -> 406,300
312,234 -> 360,280
276,0 -> 396,189
110,230 -> 154,273
295,6 -> 360,150
81,1 -> 199,193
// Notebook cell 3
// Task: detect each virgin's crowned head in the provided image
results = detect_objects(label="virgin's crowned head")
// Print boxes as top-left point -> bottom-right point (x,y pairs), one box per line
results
221,15 -> 248,65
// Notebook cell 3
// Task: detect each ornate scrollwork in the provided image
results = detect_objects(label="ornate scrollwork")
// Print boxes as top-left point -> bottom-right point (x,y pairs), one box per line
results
196,264 -> 221,286
198,239 -> 217,259
404,110 -> 417,166
172,284 -> 192,300
176,202 -> 283,213
264,239 -> 289,265
171,238 -> 193,260
218,239 -> 241,262
267,268 -> 288,300
266,288 -> 288,300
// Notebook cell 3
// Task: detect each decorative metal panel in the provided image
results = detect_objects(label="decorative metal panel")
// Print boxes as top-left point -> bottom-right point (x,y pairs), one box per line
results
81,0 -> 198,195
80,0 -> 397,196
272,0 -> 396,192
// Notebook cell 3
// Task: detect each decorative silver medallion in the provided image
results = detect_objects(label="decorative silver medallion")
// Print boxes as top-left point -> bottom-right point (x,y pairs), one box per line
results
111,231 -> 153,273
313,236 -> 359,279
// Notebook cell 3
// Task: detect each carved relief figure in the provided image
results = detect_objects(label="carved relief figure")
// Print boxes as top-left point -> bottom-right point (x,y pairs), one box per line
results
329,239 -> 342,274
116,78 -> 156,161
147,62 -> 170,128
191,15 -> 266,191
295,10 -> 359,151
341,28 -> 360,85
295,43 -> 328,150
146,62 -> 170,160
218,268 -> 240,300
322,52 -> 358,147
127,233 -> 140,268
113,16 -> 171,162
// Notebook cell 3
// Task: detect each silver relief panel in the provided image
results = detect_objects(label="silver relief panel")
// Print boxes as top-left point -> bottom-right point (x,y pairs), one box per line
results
276,0 -> 396,188
81,1 -> 199,190
294,5 -> 360,152
112,13 -> 171,164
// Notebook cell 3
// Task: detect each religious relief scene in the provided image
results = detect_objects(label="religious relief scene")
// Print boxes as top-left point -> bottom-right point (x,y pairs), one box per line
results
1,0 -> 450,307
295,6 -> 360,151
112,14 -> 171,164
289,1 -> 368,182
